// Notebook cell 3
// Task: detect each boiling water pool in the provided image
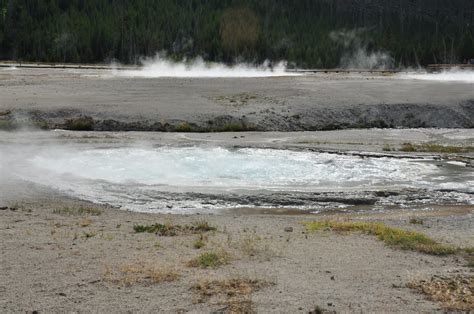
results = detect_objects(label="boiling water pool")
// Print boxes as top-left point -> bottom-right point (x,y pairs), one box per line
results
11,146 -> 474,213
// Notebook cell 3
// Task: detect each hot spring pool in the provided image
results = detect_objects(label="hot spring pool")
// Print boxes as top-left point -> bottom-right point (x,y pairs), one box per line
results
30,146 -> 441,188
8,146 -> 474,213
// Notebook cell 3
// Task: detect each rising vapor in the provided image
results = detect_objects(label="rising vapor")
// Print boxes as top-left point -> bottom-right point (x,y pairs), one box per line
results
403,69 -> 474,83
113,55 -> 297,78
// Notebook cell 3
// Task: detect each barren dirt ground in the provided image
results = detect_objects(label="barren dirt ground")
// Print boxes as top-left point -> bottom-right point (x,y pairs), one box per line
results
0,68 -> 473,130
0,197 -> 473,313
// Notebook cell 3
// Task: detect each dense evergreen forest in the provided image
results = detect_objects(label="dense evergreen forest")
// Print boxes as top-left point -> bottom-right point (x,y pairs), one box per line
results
0,0 -> 473,68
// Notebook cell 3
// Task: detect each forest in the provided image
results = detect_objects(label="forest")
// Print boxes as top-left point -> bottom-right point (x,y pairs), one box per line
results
0,0 -> 473,68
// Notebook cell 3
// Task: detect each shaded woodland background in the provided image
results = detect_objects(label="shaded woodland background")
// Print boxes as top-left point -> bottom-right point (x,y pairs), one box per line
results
0,0 -> 473,68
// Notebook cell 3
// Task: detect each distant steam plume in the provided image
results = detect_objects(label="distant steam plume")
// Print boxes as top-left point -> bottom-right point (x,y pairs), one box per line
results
114,54 -> 296,78
330,29 -> 394,70
403,69 -> 474,83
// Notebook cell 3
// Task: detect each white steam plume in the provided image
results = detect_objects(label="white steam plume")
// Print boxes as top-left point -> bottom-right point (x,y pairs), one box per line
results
330,29 -> 394,70
340,49 -> 394,70
402,69 -> 474,83
113,54 -> 297,78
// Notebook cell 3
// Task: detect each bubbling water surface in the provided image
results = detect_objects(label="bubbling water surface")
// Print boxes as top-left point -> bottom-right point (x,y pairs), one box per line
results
12,146 -> 471,213
31,147 -> 438,189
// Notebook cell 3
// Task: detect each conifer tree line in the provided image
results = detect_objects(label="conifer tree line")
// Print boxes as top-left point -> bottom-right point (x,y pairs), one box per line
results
0,0 -> 473,68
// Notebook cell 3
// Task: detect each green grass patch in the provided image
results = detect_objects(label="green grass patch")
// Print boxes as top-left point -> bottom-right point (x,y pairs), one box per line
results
133,220 -> 216,236
133,223 -> 178,236
409,217 -> 424,225
175,122 -> 194,132
188,250 -> 230,268
399,143 -> 474,153
191,219 -> 217,232
64,116 -> 94,131
53,206 -> 102,216
0,120 -> 16,130
304,221 -> 458,255
193,238 -> 206,249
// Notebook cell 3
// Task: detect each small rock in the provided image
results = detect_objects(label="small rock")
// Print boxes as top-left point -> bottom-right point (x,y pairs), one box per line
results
166,205 -> 173,209
0,206 -> 8,210
284,227 -> 293,232
330,276 -> 335,280
327,302 -> 333,306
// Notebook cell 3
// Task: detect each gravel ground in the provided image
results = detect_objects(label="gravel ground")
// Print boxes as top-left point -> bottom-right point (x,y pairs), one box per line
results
0,68 -> 472,131
0,197 -> 472,313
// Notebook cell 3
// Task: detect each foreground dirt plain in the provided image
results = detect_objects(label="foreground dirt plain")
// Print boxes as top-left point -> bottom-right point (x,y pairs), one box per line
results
1,197 -> 472,313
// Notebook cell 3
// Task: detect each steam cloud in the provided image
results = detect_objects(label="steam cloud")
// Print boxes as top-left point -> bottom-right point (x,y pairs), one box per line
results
330,29 -> 394,70
113,54 -> 296,78
402,69 -> 474,83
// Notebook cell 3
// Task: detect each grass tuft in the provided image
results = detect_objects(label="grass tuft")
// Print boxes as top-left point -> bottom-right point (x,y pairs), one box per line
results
64,116 -> 94,131
53,206 -> 102,216
175,122 -> 193,132
304,221 -> 458,255
409,217 -> 424,225
187,250 -> 230,268
103,262 -> 180,286
133,220 -> 216,236
193,234 -> 207,249
79,218 -> 93,227
400,143 -> 474,153
191,219 -> 217,232
192,277 -> 271,310
133,223 -> 178,236
407,275 -> 473,311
